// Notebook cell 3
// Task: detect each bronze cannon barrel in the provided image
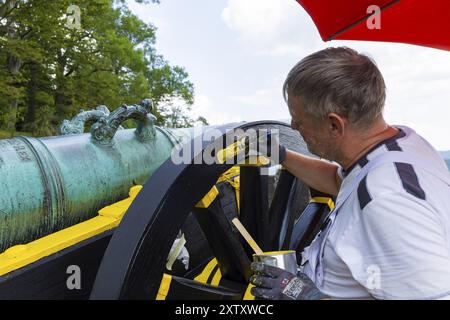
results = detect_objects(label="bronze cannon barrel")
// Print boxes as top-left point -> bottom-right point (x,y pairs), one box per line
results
0,101 -> 194,251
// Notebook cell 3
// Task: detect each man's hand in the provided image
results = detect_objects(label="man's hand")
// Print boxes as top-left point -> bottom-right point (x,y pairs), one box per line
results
250,262 -> 329,300
217,131 -> 287,166
245,131 -> 287,165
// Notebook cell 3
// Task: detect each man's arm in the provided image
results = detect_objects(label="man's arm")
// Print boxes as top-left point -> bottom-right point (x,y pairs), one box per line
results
282,150 -> 342,196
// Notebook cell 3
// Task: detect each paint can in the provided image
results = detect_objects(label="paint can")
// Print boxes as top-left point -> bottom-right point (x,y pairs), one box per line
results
253,250 -> 298,274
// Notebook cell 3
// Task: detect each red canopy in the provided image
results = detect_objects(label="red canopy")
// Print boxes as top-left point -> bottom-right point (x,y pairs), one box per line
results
296,0 -> 450,51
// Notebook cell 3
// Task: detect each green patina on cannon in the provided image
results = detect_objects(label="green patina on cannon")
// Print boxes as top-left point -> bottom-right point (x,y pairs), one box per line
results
0,99 -> 194,252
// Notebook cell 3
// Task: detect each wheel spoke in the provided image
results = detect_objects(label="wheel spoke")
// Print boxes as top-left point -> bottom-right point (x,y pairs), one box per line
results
193,182 -> 251,283
238,166 -> 270,252
266,169 -> 296,250
289,189 -> 333,252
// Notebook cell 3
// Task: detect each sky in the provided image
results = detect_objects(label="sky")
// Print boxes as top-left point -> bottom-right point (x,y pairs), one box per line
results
128,0 -> 450,150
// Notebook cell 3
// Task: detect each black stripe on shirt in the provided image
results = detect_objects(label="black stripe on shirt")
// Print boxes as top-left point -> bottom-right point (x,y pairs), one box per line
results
385,139 -> 402,151
394,162 -> 426,200
358,175 -> 372,210
343,128 -> 406,177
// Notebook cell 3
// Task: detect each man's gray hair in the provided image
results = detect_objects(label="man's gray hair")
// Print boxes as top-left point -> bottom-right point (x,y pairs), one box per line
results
283,47 -> 386,128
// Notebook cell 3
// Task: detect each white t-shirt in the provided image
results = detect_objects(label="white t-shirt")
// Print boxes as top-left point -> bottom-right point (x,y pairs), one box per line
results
318,125 -> 450,300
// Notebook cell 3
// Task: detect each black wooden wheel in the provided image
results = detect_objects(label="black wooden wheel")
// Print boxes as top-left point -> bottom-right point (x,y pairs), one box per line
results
90,121 -> 314,300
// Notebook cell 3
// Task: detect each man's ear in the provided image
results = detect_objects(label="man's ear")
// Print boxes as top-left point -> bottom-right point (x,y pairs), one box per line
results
327,113 -> 346,138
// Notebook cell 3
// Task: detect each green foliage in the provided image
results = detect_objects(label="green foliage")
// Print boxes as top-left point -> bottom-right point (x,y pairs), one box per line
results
0,0 -> 201,136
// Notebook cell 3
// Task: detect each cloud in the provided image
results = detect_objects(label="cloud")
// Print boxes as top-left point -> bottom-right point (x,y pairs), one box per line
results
256,44 -> 307,57
229,88 -> 280,106
191,93 -> 243,125
222,0 -> 292,39
129,0 -> 450,149
222,0 -> 321,56
228,88 -> 290,121
226,39 -> 450,149
336,42 -> 450,149
191,89 -> 290,126
126,0 -> 167,28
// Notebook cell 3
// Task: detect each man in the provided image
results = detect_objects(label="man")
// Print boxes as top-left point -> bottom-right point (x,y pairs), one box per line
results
250,47 -> 450,300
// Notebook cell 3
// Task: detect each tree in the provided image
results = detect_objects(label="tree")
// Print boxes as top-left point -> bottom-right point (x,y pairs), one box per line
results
0,0 -> 201,137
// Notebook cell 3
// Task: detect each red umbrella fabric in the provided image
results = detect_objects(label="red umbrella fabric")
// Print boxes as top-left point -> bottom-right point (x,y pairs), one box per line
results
296,0 -> 450,51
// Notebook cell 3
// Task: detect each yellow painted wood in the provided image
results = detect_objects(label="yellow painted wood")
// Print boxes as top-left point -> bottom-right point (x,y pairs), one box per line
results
216,166 -> 240,212
194,258 -> 218,284
216,138 -> 269,167
0,185 -> 143,276
195,186 -> 219,209
193,258 -> 222,287
156,273 -> 172,300
211,268 -> 222,287
243,283 -> 256,300
216,139 -> 246,164
310,196 -> 335,210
